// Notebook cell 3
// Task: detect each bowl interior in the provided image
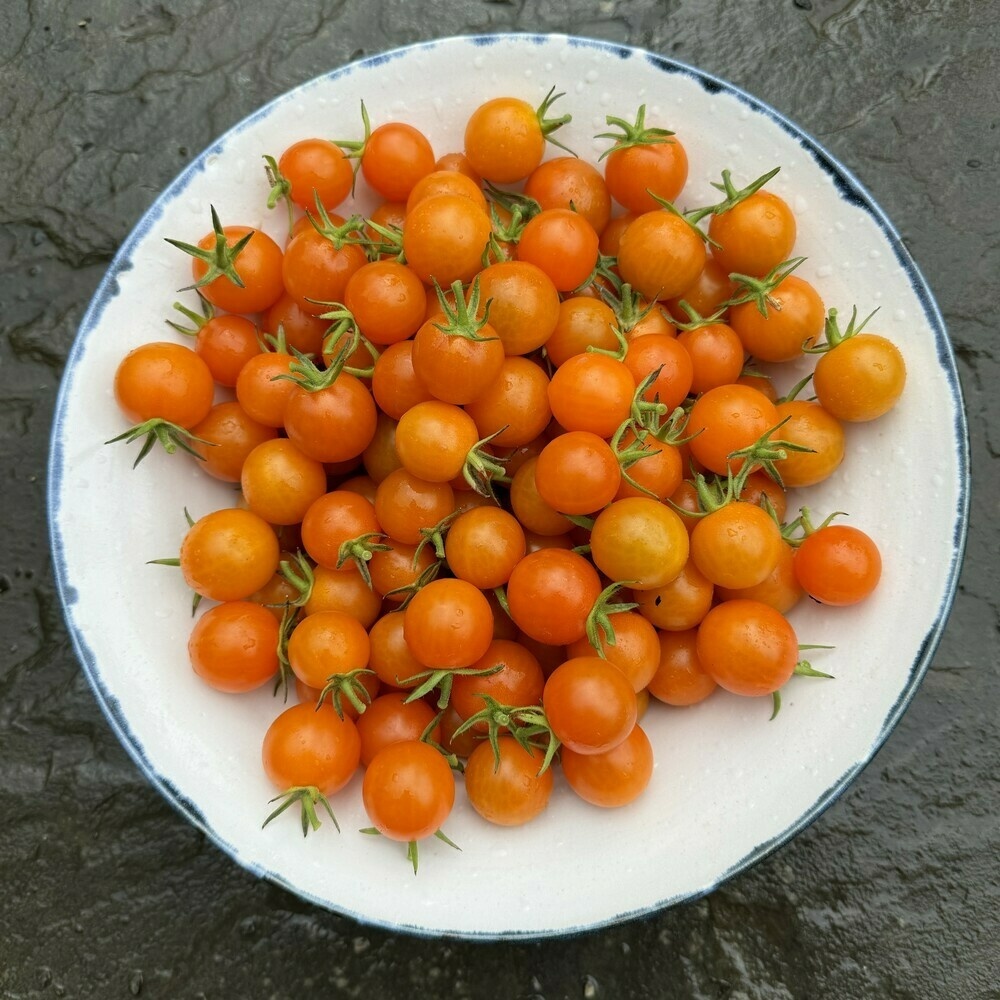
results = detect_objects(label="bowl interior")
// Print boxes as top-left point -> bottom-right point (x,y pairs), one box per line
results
49,34 -> 968,938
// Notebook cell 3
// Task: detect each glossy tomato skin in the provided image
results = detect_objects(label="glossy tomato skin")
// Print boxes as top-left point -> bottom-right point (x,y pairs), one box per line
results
114,342 -> 215,428
506,549 -> 601,646
729,275 -> 824,363
794,525 -> 882,605
464,737 -> 554,826
604,135 -> 689,213
561,723 -> 653,807
647,629 -> 717,706
188,601 -> 280,693
180,508 -> 280,602
464,97 -> 546,183
589,497 -> 690,591
475,261 -> 561,356
356,693 -> 442,767
708,189 -> 797,278
813,334 -> 906,422
403,578 -> 494,669
362,121 -> 436,202
524,156 -> 612,234
690,502 -> 783,590
566,610 -> 660,692
403,194 -> 491,286
696,599 -> 798,698
286,610 -> 371,691
543,656 -> 638,755
279,138 -> 354,211
189,402 -> 277,483
617,211 -> 706,302
362,740 -> 456,842
262,702 -> 361,796
772,400 -> 845,488
687,384 -> 780,476
191,226 -> 284,315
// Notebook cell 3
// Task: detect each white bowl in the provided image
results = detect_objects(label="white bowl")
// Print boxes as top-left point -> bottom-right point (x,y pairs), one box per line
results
48,33 -> 969,939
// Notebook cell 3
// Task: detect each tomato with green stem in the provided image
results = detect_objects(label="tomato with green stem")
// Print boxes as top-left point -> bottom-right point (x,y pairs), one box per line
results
450,639 -> 545,728
374,468 -> 456,547
696,599 -> 798,698
411,279 -> 505,405
616,209 -> 706,302
545,297 -> 619,366
273,138 -> 354,213
300,490 -> 384,576
506,548 -> 602,645
793,520 -> 882,606
361,739 -> 457,871
262,702 -> 361,835
403,193 -> 492,286
464,89 -> 572,184
598,105 -> 688,212
676,322 -> 746,395
342,260 -> 427,347
464,736 -> 554,826
304,564 -> 383,626
566,610 -> 660,693
110,341 -> 216,465
687,384 -> 780,476
166,206 -> 284,315
809,307 -> 906,422
633,560 -> 714,632
286,610 -> 371,692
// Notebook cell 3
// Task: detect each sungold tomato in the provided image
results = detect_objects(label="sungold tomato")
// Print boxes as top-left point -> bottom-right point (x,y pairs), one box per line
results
696,599 -> 798,698
188,601 -> 280,693
463,737 -> 554,826
114,342 -> 215,429
687,384 -> 780,476
286,610 -> 371,691
813,334 -> 906,422
278,137 -> 354,211
262,702 -> 361,797
690,502 -> 783,590
616,210 -> 706,302
708,189 -> 797,278
189,402 -> 277,483
403,193 -> 491,286
772,400 -> 845,488
561,723 -> 653,808
523,156 -> 612,234
566,610 -> 660,693
180,507 -> 280,603
444,507 -> 526,589
647,629 -> 717,706
589,498 -> 690,591
475,261 -> 561,356
464,96 -> 550,183
506,549 -> 601,646
402,578 -> 494,669
187,224 -> 284,315
362,740 -> 456,843
356,693 -> 442,768
543,656 -> 638,755
794,524 -> 882,606
240,438 -> 328,526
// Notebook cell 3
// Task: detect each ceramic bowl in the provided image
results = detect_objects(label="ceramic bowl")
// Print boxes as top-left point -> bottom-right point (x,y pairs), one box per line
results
48,33 -> 969,939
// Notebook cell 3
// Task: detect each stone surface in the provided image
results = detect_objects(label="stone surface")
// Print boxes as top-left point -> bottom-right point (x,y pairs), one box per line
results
2,1 -> 998,997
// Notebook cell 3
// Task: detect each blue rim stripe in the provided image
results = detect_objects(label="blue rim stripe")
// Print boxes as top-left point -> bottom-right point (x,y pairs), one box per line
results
47,32 -> 970,941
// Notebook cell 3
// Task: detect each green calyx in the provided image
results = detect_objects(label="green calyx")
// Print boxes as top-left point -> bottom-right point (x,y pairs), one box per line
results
450,694 -> 561,777
331,99 -> 372,195
105,418 -> 214,469
725,256 -> 807,317
402,661 -> 505,712
535,86 -> 575,155
337,532 -> 392,589
725,416 -> 815,489
263,153 -> 295,237
463,428 -> 511,502
360,827 -> 460,875
781,506 -> 848,547
432,277 -> 496,343
263,785 -> 339,837
165,205 -> 253,293
165,293 -> 214,337
316,668 -> 378,719
596,104 -> 674,159
585,581 -> 639,656
803,304 -> 880,354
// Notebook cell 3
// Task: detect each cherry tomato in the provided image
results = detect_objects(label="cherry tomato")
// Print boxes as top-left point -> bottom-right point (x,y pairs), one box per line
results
617,211 -> 706,302
534,431 -> 622,516
450,639 -> 545,726
517,208 -> 600,293
403,578 -> 494,669
506,549 -> 601,646
696,599 -> 798,698
464,737 -> 553,826
180,507 -> 280,602
589,498 -> 690,591
524,156 -> 611,234
356,693 -> 442,767
813,334 -> 906,422
240,438 -> 328,526
690,501 -> 783,590
403,194 -> 492,286
445,507 -> 526,589
188,601 -> 279,693
186,224 -> 284,315
114,341 -> 214,429
262,702 -> 361,796
794,524 -> 882,605
647,629 -> 717,706
475,261 -> 561,356
543,656 -> 637,755
188,402 -> 277,483
709,189 -> 797,277
279,138 -> 354,211
362,740 -> 456,842
561,723 -> 653,807
287,610 -> 371,691
361,121 -> 436,202
566,610 -> 660,692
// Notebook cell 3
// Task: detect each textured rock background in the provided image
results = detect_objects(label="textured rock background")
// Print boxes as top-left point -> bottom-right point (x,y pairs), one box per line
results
2,1 -> 998,997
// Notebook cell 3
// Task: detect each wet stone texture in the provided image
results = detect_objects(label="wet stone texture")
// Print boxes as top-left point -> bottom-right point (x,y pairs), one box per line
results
2,1 -> 998,997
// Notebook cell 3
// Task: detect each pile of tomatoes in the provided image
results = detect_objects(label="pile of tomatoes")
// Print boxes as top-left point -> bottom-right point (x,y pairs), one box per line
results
110,89 -> 906,869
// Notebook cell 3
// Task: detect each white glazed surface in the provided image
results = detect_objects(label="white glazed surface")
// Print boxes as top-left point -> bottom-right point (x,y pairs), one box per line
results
50,34 -> 967,938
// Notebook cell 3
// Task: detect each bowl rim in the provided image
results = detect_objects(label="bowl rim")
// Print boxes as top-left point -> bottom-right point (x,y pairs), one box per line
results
47,31 -> 971,940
